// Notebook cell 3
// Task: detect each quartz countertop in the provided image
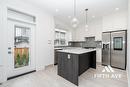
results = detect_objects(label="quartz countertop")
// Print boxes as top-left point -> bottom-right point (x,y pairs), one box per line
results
57,47 -> 96,54
54,48 -> 63,50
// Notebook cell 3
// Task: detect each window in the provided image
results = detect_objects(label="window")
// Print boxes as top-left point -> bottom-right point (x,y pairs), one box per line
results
15,26 -> 30,45
113,37 -> 123,50
54,30 -> 66,46
14,26 -> 30,68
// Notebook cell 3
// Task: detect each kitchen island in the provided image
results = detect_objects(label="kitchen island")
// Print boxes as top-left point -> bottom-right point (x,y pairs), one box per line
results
57,48 -> 96,86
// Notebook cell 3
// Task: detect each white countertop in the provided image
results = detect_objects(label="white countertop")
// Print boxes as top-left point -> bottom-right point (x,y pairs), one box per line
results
54,48 -> 63,50
57,48 -> 96,54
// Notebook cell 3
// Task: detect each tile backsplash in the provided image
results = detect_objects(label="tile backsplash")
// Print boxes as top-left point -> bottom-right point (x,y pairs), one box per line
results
83,37 -> 96,47
95,41 -> 102,48
68,37 -> 102,48
83,37 -> 102,48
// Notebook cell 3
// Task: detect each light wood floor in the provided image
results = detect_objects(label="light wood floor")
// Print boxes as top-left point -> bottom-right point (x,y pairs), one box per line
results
0,65 -> 128,87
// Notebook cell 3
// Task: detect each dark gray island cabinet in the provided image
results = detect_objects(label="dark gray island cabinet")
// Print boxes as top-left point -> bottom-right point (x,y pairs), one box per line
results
57,49 -> 96,86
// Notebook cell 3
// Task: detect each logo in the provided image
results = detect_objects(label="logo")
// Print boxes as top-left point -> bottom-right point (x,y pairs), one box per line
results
102,65 -> 114,73
93,65 -> 122,79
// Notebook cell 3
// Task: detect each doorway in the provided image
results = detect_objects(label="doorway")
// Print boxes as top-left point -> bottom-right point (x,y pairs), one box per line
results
7,19 -> 36,78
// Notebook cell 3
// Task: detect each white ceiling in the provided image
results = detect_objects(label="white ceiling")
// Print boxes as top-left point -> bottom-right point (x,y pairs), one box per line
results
22,0 -> 128,29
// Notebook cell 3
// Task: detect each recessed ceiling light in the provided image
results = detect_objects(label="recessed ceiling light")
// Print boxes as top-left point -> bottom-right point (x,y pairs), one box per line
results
92,16 -> 95,18
55,9 -> 59,12
68,16 -> 71,18
115,8 -> 119,11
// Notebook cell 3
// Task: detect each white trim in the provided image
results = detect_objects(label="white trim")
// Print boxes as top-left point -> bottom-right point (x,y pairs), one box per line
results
36,66 -> 45,71
7,7 -> 36,19
7,18 -> 36,25
55,28 -> 67,33
126,70 -> 130,87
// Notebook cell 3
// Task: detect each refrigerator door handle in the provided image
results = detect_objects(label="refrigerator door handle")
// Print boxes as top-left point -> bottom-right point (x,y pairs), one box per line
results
106,44 -> 109,49
103,44 -> 109,49
103,44 -> 105,49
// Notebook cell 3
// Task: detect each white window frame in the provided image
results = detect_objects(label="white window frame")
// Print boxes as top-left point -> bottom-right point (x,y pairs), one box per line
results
54,29 -> 67,46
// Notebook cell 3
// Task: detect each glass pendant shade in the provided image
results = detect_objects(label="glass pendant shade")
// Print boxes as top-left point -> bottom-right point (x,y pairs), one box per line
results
85,24 -> 88,28
72,24 -> 77,28
85,9 -> 88,31
72,17 -> 78,22
85,24 -> 88,31
71,0 -> 78,28
71,17 -> 78,28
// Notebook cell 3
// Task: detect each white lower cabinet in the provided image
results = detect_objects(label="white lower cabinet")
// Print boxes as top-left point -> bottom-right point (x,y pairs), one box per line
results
96,48 -> 102,63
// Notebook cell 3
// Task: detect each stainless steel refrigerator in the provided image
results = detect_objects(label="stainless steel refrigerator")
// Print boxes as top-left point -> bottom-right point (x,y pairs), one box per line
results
102,30 -> 127,70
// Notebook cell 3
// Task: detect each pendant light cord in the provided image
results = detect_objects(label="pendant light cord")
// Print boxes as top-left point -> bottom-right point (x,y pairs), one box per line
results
74,0 -> 76,17
85,9 -> 88,25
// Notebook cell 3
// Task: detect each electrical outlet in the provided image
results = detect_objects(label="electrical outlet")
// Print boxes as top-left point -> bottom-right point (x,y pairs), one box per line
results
68,54 -> 71,59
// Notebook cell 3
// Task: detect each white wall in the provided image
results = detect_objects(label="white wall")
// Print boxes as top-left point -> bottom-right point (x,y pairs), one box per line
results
54,18 -> 72,43
0,0 -> 8,82
73,17 -> 103,41
103,10 -> 128,32
54,17 -> 71,30
72,10 -> 128,41
72,10 -> 128,63
35,9 -> 54,70
128,0 -> 130,87
0,0 -> 55,82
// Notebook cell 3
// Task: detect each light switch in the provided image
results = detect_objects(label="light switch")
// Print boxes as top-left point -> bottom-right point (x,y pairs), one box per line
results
48,40 -> 51,44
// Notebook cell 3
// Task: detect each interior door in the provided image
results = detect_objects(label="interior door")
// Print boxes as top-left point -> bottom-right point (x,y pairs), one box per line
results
111,31 -> 126,69
7,19 -> 35,78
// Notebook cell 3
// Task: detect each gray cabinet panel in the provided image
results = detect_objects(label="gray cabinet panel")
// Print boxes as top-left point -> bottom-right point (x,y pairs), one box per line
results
57,52 -> 78,85
57,51 -> 96,86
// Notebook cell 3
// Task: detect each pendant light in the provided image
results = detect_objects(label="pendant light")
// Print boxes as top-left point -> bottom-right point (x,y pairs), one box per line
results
71,0 -> 78,28
85,9 -> 88,31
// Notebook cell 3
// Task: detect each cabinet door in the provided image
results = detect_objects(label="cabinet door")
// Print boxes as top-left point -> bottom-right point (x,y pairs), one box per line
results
96,48 -> 102,63
58,52 -> 73,80
64,53 -> 73,81
57,52 -> 64,77
57,52 -> 78,85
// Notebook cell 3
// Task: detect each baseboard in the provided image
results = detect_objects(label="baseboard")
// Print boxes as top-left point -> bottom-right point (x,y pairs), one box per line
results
7,70 -> 36,80
36,66 -> 45,71
45,64 -> 54,69
96,62 -> 102,65
54,63 -> 58,65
